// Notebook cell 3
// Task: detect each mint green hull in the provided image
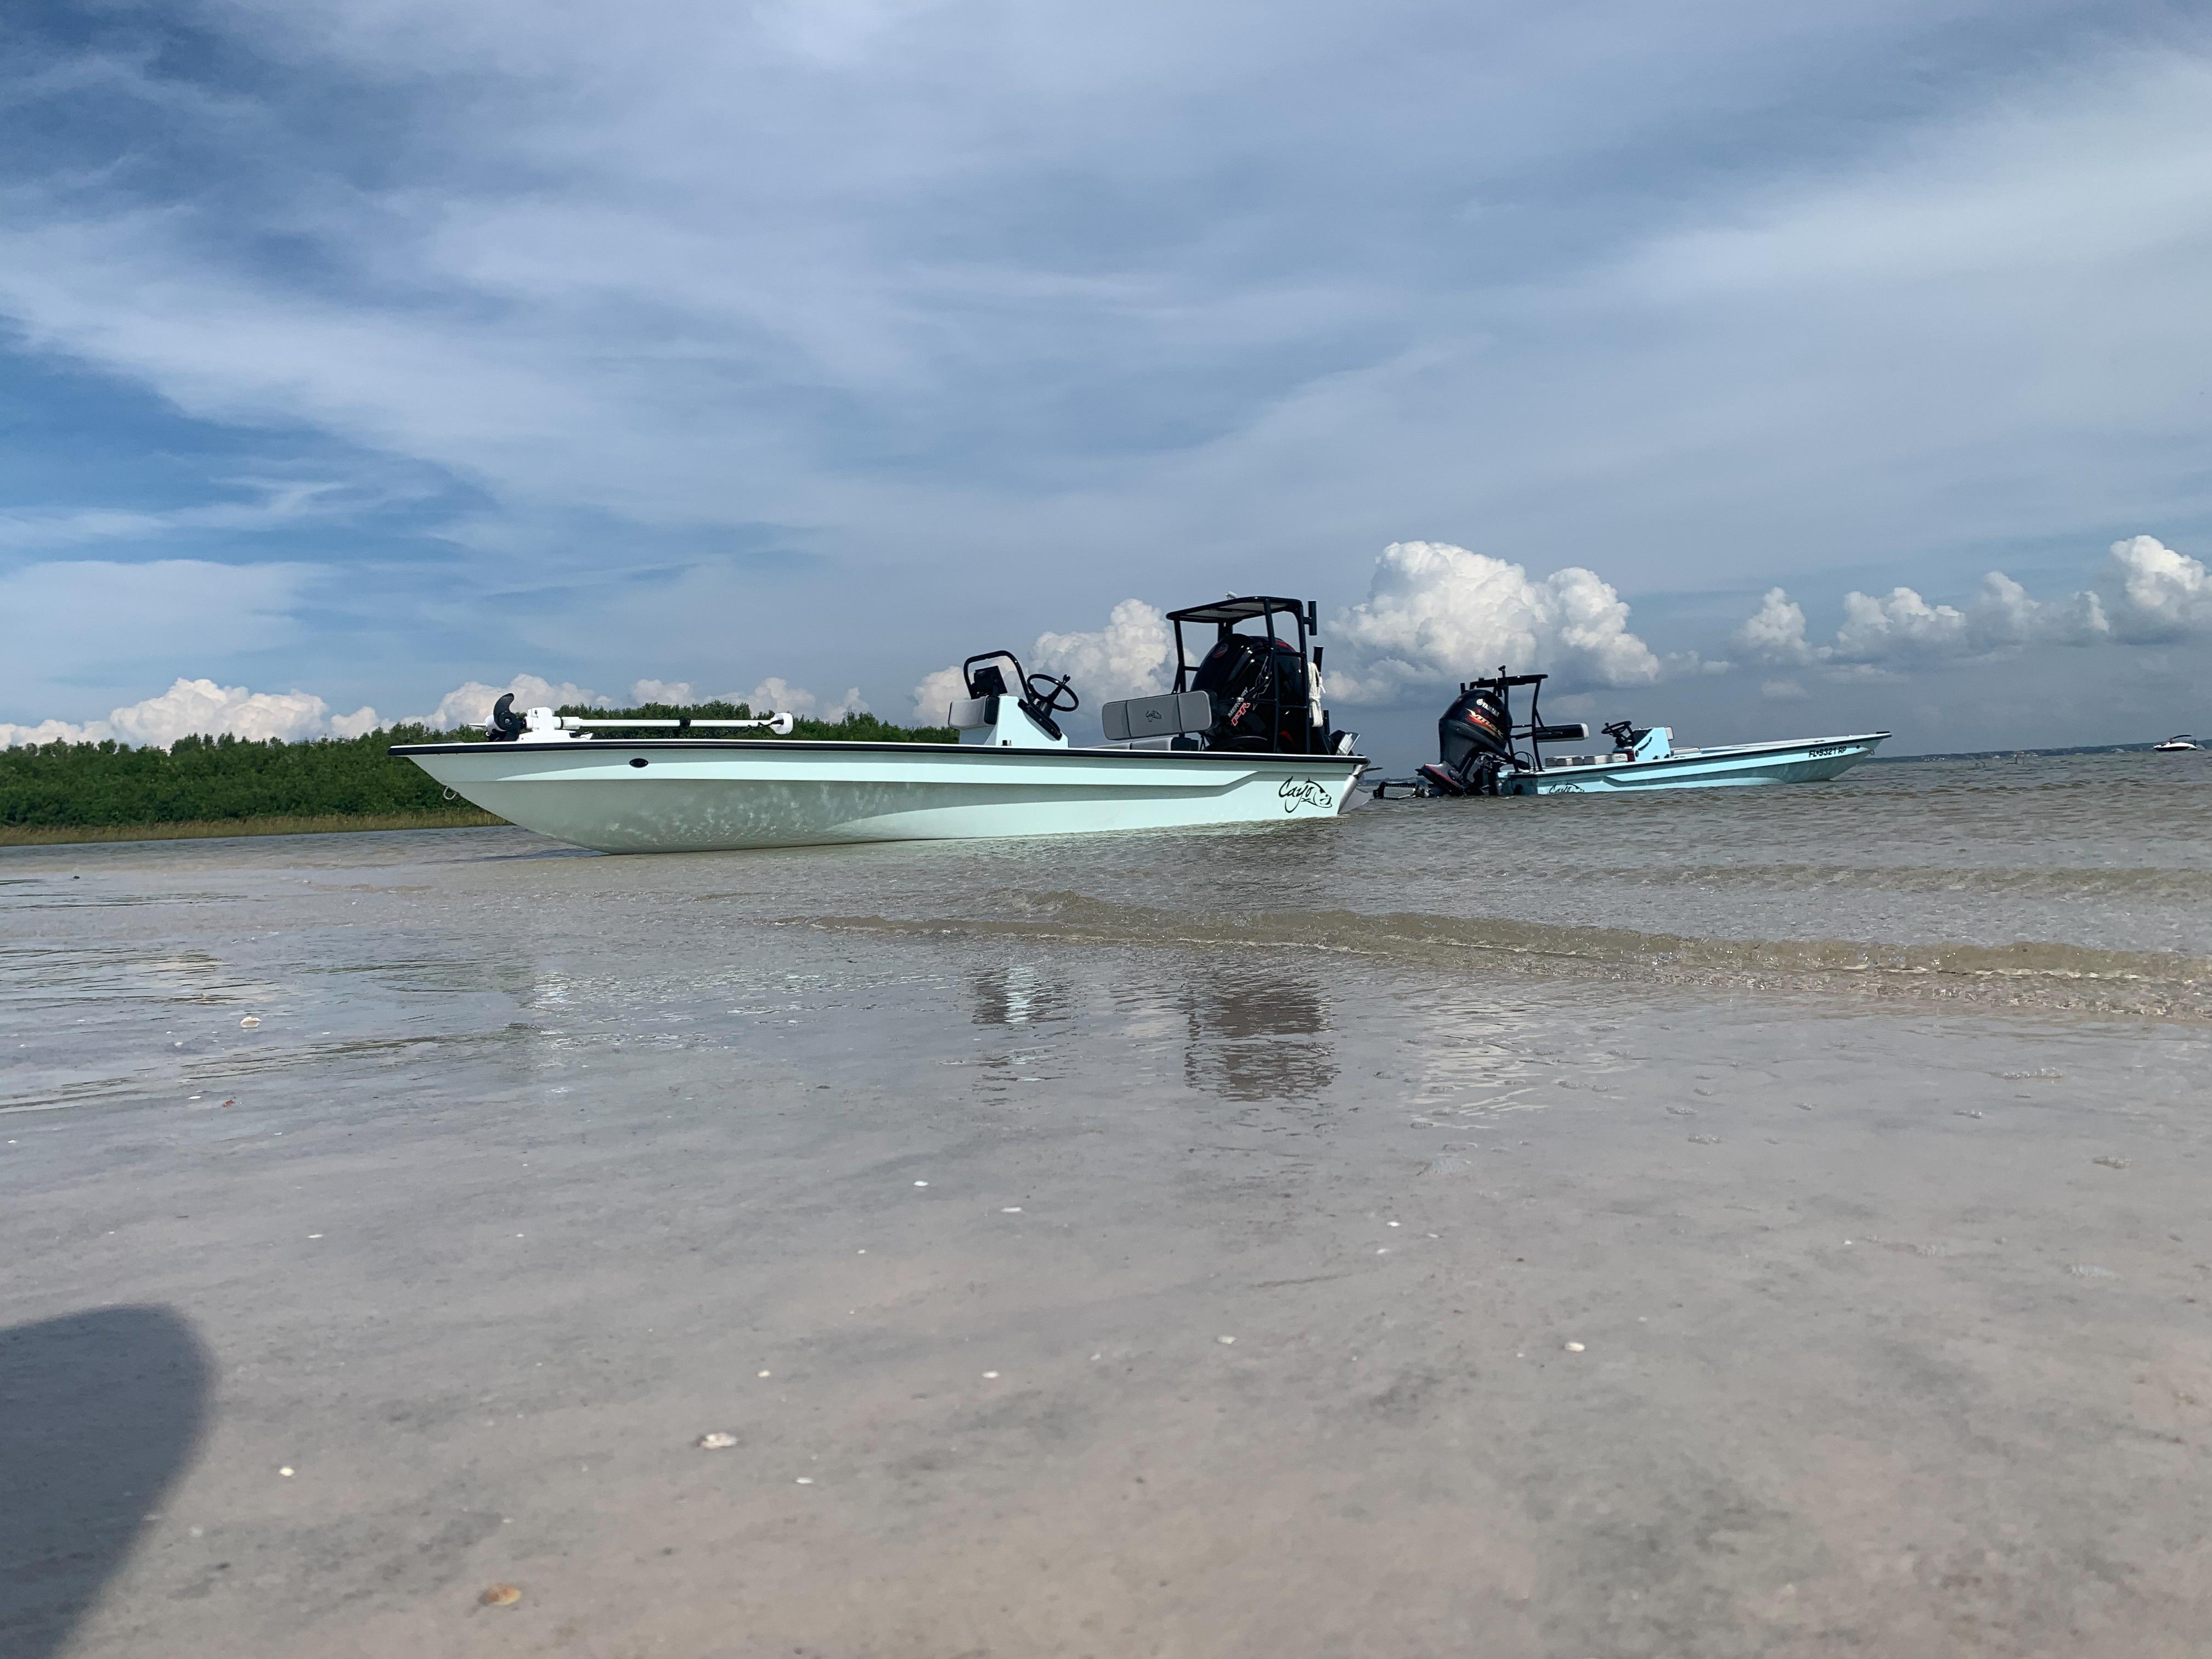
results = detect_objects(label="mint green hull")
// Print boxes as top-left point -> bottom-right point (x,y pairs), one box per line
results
394,738 -> 1367,853
1503,733 -> 1887,794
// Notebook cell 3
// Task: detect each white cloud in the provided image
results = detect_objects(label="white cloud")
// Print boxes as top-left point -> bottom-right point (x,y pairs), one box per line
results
1030,600 -> 1174,703
0,678 -> 383,748
746,677 -> 868,720
1734,534 -> 2205,670
1759,678 -> 1809,701
2103,534 -> 2212,642
410,674 -> 609,729
910,598 -> 1172,724
620,675 -> 868,716
1831,586 -> 1971,661
1734,588 -> 1820,665
0,718 -> 107,748
327,705 -> 383,739
910,664 -> 968,725
1327,541 -> 1660,704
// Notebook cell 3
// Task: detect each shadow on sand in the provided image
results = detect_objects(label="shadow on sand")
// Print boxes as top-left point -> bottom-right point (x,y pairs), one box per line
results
1,1305 -> 211,1658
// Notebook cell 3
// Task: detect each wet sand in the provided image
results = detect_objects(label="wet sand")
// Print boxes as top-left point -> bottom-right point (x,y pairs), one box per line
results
4,808 -> 2210,1656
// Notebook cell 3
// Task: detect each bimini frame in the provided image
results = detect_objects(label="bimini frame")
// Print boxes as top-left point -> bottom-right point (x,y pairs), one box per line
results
1165,595 -> 1334,757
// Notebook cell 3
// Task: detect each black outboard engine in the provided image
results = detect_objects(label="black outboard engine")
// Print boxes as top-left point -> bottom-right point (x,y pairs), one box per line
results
1191,633 -> 1311,752
1417,681 -> 1513,795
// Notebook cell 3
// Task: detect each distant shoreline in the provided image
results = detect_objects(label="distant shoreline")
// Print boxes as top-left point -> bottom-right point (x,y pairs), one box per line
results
1872,742 -> 2182,763
4,744 -> 2187,848
0,808 -> 506,848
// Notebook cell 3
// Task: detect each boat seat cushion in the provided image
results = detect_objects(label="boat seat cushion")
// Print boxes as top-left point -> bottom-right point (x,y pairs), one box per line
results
1102,690 -> 1212,743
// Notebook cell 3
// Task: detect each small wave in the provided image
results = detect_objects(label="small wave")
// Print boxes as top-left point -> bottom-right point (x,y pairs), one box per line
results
1565,863 -> 2212,900
786,892 -> 2212,1022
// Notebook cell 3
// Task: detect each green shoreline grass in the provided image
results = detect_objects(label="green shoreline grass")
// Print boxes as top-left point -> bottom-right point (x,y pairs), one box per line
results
4,707 -> 957,847
0,807 -> 507,848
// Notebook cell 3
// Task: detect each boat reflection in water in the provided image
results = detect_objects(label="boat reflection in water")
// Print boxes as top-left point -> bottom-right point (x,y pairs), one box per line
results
970,961 -> 1071,1030
963,953 -> 1336,1105
1181,966 -> 1336,1104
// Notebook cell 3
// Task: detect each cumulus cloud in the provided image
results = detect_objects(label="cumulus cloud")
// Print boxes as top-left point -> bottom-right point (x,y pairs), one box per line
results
1733,534 -> 2204,669
910,599 -> 1173,725
620,676 -> 865,716
1031,601 -> 1175,703
1327,541 -> 1661,704
326,705 -> 385,739
1735,589 -> 1820,666
0,678 -> 382,748
2103,534 -> 2212,641
915,556 -> 1664,721
910,664 -> 970,726
410,674 -> 610,729
746,677 -> 868,720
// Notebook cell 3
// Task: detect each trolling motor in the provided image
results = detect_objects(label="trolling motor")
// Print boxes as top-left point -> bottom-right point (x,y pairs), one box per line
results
485,692 -> 530,741
482,690 -> 795,742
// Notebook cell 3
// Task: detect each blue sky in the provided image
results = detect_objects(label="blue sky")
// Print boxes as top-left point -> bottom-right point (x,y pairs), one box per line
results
4,0 -> 2210,759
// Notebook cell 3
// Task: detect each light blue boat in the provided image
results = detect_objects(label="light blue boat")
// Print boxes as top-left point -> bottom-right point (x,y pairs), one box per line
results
1372,669 -> 1889,799
1498,725 -> 1889,794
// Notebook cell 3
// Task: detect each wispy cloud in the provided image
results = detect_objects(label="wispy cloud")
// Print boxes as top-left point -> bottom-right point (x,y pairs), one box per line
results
0,481 -> 356,552
0,558 -> 322,681
2,4 -> 2209,751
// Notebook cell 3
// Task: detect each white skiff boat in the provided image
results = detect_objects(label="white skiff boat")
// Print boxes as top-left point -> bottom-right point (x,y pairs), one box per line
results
1373,669 -> 1888,798
393,596 -> 1367,854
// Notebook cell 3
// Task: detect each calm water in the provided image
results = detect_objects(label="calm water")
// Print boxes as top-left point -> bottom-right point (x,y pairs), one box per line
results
13,749 -> 2209,1114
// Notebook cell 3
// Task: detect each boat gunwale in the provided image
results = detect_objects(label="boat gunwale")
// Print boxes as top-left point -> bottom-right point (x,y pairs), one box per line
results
1522,731 -> 1890,774
390,738 -> 1370,765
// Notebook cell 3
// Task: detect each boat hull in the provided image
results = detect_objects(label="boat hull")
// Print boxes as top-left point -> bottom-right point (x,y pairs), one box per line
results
1502,733 -> 1887,795
393,738 -> 1369,853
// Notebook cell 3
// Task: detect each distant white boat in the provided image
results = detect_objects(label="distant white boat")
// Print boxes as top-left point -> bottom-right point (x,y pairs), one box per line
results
2153,733 -> 2201,752
394,596 -> 1368,853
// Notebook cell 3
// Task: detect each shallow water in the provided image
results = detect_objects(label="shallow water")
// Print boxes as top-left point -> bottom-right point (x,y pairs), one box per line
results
8,752 -> 2207,1119
3,752 -> 2209,1656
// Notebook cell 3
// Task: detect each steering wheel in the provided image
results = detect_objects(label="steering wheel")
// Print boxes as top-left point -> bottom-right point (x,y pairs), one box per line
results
1024,672 -> 1080,714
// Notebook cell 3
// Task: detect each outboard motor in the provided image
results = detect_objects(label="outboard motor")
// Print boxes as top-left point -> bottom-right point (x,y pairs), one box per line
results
1417,681 -> 1513,795
1191,633 -> 1312,751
